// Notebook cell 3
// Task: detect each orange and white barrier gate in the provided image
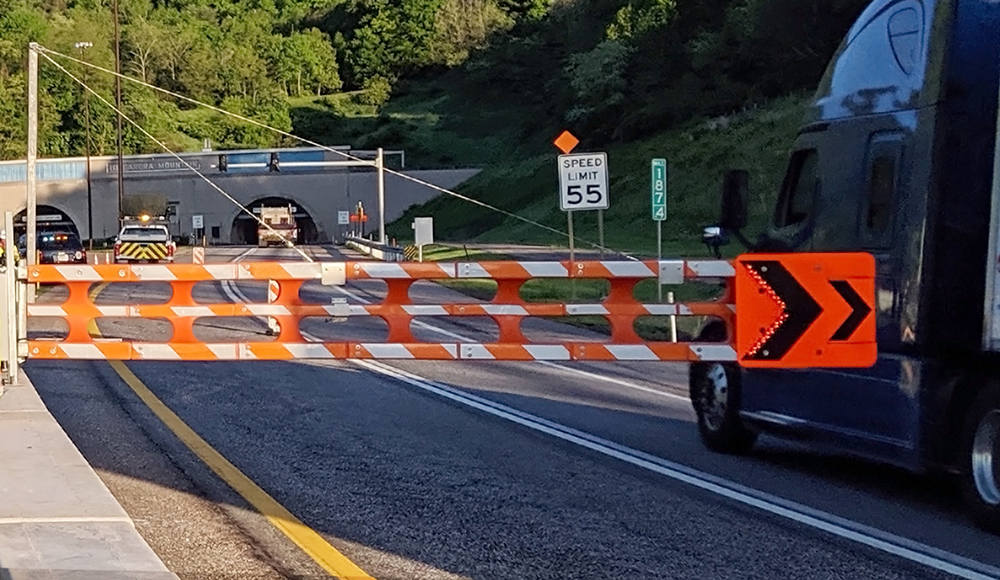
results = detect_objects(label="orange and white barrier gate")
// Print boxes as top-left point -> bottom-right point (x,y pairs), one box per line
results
9,252 -> 877,371
20,260 -> 739,363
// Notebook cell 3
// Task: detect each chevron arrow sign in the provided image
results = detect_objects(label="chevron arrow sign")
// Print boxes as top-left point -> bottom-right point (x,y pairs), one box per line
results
734,253 -> 877,368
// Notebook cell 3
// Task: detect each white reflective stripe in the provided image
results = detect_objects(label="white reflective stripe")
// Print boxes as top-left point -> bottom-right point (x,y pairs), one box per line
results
285,343 -> 339,358
97,306 -> 129,316
481,305 -> 529,316
240,344 -> 258,360
605,345 -> 659,360
642,304 -> 679,315
244,305 -> 291,316
521,262 -> 568,277
267,281 -> 279,301
208,344 -> 240,359
131,265 -> 176,280
171,306 -> 217,317
688,260 -> 735,277
360,263 -> 410,279
690,344 -> 738,361
27,306 -> 66,316
524,345 -> 570,360
566,304 -> 608,315
58,344 -> 106,358
204,265 -> 237,280
678,305 -> 693,315
132,344 -> 181,360
601,261 -> 656,278
459,344 -> 495,359
280,263 -> 322,279
457,263 -> 491,278
403,305 -> 449,316
434,263 -> 457,277
52,266 -> 103,281
321,304 -> 368,316
361,344 -> 415,358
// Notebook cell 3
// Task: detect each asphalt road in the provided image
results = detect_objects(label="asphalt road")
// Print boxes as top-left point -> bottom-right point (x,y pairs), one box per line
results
21,245 -> 1000,580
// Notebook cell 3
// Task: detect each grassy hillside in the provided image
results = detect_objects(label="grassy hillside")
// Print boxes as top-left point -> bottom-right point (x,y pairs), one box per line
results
291,86 -> 810,258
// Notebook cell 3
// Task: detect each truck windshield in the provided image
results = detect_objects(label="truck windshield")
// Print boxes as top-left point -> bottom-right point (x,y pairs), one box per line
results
121,227 -> 168,238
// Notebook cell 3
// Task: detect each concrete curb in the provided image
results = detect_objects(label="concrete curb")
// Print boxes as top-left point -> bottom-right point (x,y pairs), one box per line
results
0,370 -> 177,580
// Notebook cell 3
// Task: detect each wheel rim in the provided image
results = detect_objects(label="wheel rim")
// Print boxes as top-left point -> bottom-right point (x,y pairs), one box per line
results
972,409 -> 1000,506
700,364 -> 729,432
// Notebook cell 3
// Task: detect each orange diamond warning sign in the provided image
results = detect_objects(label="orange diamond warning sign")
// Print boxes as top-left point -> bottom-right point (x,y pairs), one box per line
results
553,130 -> 579,154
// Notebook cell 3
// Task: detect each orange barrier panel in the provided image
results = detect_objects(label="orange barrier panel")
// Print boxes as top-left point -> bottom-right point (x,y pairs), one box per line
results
24,260 -> 737,362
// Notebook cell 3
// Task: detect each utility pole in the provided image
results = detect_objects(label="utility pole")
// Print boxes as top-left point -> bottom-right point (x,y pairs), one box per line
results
26,43 -> 38,303
113,0 -> 124,224
75,42 -> 94,249
376,147 -> 386,245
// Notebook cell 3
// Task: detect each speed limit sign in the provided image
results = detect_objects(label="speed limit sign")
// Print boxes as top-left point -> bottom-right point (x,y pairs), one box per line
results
558,152 -> 609,211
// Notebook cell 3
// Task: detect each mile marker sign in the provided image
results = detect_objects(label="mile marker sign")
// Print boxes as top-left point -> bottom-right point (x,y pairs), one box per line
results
558,152 -> 609,211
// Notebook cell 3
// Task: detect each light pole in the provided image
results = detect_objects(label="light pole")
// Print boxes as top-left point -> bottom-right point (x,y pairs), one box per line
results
112,0 -> 124,224
74,41 -> 93,249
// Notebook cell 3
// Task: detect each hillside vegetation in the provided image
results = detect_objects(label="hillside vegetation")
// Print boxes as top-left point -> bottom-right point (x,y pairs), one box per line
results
0,0 -> 871,252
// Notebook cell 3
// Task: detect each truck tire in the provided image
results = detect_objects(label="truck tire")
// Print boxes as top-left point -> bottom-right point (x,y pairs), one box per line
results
960,384 -> 1000,533
689,361 -> 757,454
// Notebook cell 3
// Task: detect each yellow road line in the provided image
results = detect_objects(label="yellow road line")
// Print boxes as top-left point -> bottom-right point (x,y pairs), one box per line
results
87,283 -> 374,580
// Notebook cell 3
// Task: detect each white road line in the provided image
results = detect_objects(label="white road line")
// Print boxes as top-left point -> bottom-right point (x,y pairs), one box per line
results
354,358 -> 1000,580
535,361 -> 689,402
328,284 -> 686,401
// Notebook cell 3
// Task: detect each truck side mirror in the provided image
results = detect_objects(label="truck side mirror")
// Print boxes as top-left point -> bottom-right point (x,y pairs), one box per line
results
720,169 -> 749,231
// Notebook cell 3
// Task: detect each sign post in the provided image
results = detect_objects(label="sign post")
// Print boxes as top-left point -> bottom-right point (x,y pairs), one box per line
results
413,217 -> 434,262
651,158 -> 668,302
338,210 -> 349,243
192,214 -> 204,247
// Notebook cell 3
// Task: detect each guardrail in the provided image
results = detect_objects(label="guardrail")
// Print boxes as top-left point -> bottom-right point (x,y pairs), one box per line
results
345,236 -> 405,262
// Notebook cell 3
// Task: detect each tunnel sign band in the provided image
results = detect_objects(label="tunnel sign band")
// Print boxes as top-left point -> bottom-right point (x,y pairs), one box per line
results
558,152 -> 609,211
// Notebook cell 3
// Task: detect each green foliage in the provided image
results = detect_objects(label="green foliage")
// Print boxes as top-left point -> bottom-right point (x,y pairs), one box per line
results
605,0 -> 676,40
429,0 -> 514,66
563,39 -> 632,122
357,75 -> 392,107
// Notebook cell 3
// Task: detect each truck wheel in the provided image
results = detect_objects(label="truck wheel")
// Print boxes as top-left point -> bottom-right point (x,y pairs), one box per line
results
689,361 -> 757,454
960,385 -> 1000,533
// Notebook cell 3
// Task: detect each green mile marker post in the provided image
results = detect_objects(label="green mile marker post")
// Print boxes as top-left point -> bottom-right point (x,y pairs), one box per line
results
651,158 -> 667,302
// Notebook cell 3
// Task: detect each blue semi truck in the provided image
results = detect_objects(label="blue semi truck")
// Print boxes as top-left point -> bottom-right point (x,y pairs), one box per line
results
690,0 -> 1000,532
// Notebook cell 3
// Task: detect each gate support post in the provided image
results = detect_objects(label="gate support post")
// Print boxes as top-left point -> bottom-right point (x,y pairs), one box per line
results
2,211 -> 19,385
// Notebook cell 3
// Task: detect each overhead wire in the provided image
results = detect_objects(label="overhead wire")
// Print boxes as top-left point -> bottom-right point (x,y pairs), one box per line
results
37,48 -> 314,262
37,45 -> 637,260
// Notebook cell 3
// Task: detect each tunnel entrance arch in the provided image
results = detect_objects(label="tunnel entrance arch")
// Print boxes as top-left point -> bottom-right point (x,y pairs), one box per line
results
14,205 -> 82,240
231,197 -> 319,245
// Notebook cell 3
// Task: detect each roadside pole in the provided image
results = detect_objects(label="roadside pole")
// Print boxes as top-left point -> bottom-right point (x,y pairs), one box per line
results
3,211 -> 18,385
26,43 -> 38,303
377,147 -> 386,245
651,158 -> 668,303
567,211 -> 575,300
597,209 -> 604,259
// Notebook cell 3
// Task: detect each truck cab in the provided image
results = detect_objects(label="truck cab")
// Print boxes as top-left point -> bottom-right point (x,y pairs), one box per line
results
689,0 -> 1000,532
257,205 -> 298,247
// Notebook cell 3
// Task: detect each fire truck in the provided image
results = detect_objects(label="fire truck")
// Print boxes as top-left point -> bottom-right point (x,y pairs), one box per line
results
114,215 -> 176,263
